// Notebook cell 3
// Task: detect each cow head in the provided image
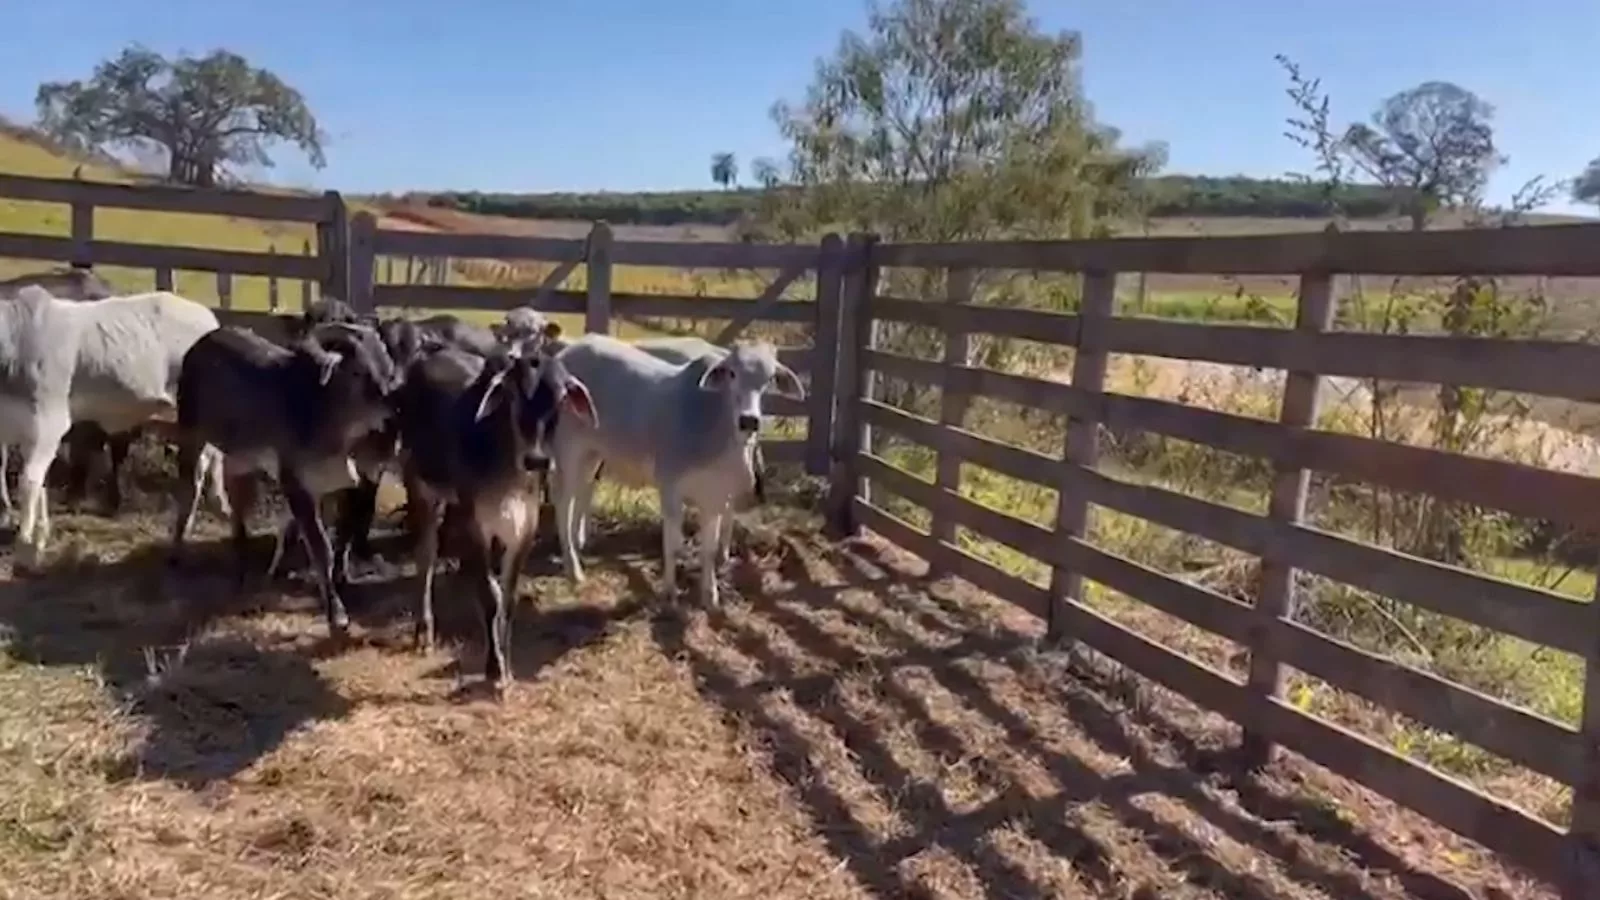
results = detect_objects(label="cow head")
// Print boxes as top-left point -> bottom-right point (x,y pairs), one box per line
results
696,341 -> 806,437
495,306 -> 565,358
473,351 -> 596,473
302,321 -> 403,435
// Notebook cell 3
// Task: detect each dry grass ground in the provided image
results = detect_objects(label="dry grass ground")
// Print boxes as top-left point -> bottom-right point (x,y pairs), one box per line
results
0,452 -> 1561,899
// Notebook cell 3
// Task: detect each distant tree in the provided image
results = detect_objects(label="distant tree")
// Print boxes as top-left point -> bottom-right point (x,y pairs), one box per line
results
1340,80 -> 1504,230
710,152 -> 739,189
35,44 -> 326,188
750,156 -> 781,189
1574,157 -> 1600,210
764,0 -> 1163,247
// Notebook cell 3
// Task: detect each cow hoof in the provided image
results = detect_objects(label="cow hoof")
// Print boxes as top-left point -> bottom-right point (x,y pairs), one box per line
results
13,542 -> 41,574
412,625 -> 434,654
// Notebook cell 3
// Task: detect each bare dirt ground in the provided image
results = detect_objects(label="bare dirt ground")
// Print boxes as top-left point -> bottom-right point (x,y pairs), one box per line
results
0,477 -> 1560,899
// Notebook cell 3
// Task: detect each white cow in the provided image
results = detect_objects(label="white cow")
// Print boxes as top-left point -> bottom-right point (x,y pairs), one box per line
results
0,286 -> 225,569
549,334 -> 804,605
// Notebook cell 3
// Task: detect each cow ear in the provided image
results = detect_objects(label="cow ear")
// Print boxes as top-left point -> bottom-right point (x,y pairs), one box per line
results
770,363 -> 806,401
560,377 -> 597,427
698,361 -> 734,391
474,368 -> 512,422
542,321 -> 563,341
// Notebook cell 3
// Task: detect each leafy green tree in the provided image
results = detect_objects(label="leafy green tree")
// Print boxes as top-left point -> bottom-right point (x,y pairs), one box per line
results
1573,157 -> 1600,210
1340,80 -> 1503,231
764,0 -> 1162,247
710,152 -> 739,189
35,44 -> 326,188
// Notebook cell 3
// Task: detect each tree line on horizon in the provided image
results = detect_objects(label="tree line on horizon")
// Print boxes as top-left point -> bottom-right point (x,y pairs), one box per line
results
369,175 -> 1417,227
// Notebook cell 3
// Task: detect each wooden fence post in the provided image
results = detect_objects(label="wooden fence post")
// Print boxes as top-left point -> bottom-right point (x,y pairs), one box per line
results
347,212 -> 378,314
155,268 -> 173,292
807,232 -> 845,477
586,222 -> 614,335
1047,270 -> 1116,640
267,245 -> 280,311
826,233 -> 878,537
301,240 -> 313,309
931,267 -> 975,553
69,201 -> 93,270
216,271 -> 233,310
1239,260 -> 1336,769
1568,534 -> 1600,887
316,191 -> 349,302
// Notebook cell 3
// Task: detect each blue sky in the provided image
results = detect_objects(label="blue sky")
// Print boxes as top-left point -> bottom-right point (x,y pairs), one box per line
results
3,0 -> 1596,212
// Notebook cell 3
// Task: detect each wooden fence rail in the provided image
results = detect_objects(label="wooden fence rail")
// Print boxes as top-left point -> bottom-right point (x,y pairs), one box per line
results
834,227 -> 1600,898
6,171 -> 1600,893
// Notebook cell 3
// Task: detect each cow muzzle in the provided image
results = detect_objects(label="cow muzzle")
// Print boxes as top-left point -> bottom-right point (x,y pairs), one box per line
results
737,414 -> 761,434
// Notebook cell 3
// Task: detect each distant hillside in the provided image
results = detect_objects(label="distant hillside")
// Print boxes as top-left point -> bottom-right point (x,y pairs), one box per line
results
374,175 -> 1412,228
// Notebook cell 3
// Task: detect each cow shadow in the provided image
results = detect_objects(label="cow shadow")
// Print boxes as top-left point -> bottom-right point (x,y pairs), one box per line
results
0,527 -> 353,791
640,533 -> 1485,900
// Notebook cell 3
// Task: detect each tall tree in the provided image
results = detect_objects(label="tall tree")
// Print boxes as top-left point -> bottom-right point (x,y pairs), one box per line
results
1340,80 -> 1504,231
765,0 -> 1161,247
35,44 -> 326,188
1573,156 -> 1600,210
710,151 -> 739,189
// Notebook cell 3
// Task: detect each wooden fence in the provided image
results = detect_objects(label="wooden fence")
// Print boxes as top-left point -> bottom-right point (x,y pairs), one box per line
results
6,170 -> 1600,893
0,172 -> 347,309
827,223 -> 1600,898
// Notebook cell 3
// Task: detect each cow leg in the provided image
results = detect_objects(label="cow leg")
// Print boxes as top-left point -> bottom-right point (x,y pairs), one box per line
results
168,437 -> 207,559
698,506 -> 726,607
60,426 -> 93,511
266,513 -> 299,582
573,471 -> 599,551
716,503 -> 736,569
16,410 -> 71,572
478,532 -> 513,693
341,475 -> 381,564
227,475 -> 260,590
554,453 -> 600,584
102,429 -> 134,516
282,473 -> 348,639
659,482 -> 685,600
409,481 -> 445,652
0,444 -> 12,523
200,444 -> 232,518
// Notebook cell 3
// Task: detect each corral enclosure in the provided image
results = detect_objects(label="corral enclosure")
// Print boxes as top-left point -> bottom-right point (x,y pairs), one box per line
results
4,170 -> 1600,898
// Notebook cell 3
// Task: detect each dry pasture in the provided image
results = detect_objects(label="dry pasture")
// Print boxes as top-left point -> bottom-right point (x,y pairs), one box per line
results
0,451 -> 1562,900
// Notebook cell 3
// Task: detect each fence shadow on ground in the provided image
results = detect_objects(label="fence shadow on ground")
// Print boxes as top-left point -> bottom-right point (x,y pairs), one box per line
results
639,533 -> 1481,900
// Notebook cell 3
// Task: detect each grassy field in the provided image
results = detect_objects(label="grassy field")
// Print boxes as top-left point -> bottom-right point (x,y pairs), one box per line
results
0,125 -> 1594,897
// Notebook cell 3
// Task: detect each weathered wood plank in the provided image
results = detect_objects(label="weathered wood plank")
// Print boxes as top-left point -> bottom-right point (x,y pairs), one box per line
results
1051,271 -> 1115,639
1254,699 -> 1567,886
1100,317 -> 1600,405
1271,620 -> 1582,784
586,222 -> 613,335
608,240 -> 818,270
0,173 -> 332,222
861,401 -> 1588,655
827,233 -> 878,535
610,293 -> 815,323
712,262 -> 808,345
860,450 -> 1254,644
932,268 -> 975,551
373,228 -> 584,262
874,222 -> 1600,278
851,497 -> 1052,620
871,296 -> 1081,346
1244,269 -> 1335,769
0,232 -> 326,280
807,234 -> 845,477
373,284 -> 585,313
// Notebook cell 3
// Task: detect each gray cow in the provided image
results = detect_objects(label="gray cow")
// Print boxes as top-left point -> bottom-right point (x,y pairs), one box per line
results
549,334 -> 804,606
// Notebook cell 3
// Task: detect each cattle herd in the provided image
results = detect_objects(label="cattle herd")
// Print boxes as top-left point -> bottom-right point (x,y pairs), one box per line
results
0,267 -> 805,694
